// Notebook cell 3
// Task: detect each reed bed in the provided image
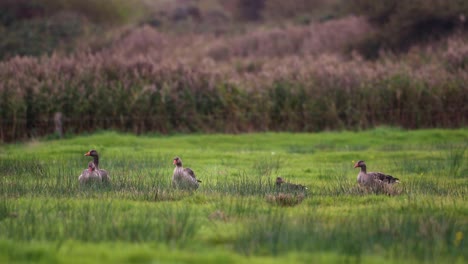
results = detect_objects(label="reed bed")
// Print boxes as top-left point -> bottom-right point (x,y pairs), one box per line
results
1,17 -> 467,142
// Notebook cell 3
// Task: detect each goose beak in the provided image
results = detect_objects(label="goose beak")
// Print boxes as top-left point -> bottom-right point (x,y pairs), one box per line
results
88,167 -> 92,172
353,163 -> 359,168
84,151 -> 91,156
173,160 -> 177,165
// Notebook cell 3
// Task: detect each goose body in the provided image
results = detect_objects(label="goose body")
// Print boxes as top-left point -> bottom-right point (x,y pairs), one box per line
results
85,150 -> 110,183
172,157 -> 201,190
79,161 -> 102,184
354,160 -> 399,185
276,177 -> 307,192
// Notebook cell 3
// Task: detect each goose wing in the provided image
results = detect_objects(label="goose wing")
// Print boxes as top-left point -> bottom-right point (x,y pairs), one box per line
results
184,168 -> 201,183
98,169 -> 111,182
369,172 -> 399,183
277,181 -> 307,192
286,182 -> 307,191
79,169 -> 89,182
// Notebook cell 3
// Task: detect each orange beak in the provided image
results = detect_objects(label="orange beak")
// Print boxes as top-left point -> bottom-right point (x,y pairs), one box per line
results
354,163 -> 359,168
84,151 -> 91,156
88,167 -> 92,172
173,160 -> 177,165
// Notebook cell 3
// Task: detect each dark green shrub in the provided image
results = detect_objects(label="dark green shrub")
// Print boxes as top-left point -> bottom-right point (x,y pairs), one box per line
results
0,0 -> 138,25
348,0 -> 468,56
0,0 -> 142,59
228,0 -> 265,21
0,12 -> 86,60
0,0 -> 45,26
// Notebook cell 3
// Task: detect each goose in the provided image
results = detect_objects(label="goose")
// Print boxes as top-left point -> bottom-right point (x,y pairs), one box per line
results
84,149 -> 110,183
78,161 -> 102,184
354,160 -> 399,185
276,177 -> 307,192
172,157 -> 201,190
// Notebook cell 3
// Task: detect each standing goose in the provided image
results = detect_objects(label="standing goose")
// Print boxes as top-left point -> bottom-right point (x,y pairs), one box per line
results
354,160 -> 399,185
78,161 -> 102,184
276,177 -> 307,192
172,157 -> 201,190
85,149 -> 110,183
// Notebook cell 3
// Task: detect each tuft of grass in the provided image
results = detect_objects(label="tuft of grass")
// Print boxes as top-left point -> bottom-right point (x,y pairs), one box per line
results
235,209 -> 466,260
253,155 -> 283,177
445,144 -> 467,178
207,173 -> 275,196
0,198 -> 16,221
154,188 -> 192,202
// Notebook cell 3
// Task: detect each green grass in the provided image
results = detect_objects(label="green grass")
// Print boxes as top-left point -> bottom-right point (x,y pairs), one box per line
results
0,128 -> 467,263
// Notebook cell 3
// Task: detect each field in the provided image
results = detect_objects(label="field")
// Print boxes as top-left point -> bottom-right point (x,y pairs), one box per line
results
0,127 -> 467,263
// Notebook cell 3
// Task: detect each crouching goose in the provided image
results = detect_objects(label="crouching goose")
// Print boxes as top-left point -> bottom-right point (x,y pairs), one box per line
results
79,161 -> 102,184
276,177 -> 307,192
85,149 -> 110,183
354,160 -> 399,185
172,157 -> 201,190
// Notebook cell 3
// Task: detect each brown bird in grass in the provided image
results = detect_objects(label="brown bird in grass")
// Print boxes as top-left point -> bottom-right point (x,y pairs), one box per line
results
354,160 -> 399,185
172,157 -> 201,190
84,149 -> 110,183
276,177 -> 307,192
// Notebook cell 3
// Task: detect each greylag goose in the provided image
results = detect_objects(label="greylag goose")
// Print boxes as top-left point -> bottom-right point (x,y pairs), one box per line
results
84,149 -> 110,182
276,177 -> 307,191
78,161 -> 102,184
172,157 -> 201,190
354,160 -> 399,185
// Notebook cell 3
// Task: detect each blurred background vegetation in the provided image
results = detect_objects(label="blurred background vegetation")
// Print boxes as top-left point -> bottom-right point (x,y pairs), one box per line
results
0,0 -> 141,59
1,0 -> 467,59
0,0 -> 467,141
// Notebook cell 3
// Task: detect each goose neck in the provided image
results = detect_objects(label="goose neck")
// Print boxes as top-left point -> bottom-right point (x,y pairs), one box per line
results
93,156 -> 99,168
360,165 -> 367,173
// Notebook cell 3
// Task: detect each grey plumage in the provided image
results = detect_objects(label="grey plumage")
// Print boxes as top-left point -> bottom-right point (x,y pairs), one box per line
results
78,161 -> 102,184
84,149 -> 110,183
172,157 -> 201,190
354,160 -> 399,185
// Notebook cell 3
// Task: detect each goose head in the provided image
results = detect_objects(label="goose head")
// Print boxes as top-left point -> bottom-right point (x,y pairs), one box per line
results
276,177 -> 285,185
84,149 -> 98,157
354,160 -> 366,168
173,157 -> 183,166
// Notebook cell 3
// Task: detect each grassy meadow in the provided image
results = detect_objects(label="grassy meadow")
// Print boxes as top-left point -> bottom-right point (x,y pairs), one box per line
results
0,127 -> 467,263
